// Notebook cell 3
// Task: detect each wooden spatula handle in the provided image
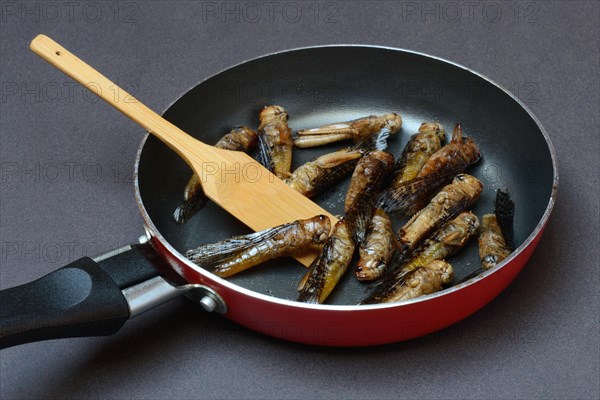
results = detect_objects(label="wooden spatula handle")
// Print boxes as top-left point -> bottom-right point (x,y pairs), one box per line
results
30,34 -> 339,268
29,34 -> 208,166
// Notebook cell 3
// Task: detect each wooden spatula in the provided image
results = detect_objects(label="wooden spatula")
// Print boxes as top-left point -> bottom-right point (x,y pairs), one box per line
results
30,34 -> 338,267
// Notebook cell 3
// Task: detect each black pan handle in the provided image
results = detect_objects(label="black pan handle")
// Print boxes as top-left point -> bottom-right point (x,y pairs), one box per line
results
0,242 -> 177,349
0,257 -> 130,349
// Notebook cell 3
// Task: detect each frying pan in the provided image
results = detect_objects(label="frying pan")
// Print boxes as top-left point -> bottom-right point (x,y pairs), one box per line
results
0,44 -> 557,348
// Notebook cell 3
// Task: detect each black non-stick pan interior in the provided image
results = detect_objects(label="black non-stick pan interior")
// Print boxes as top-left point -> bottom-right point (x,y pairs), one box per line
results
138,46 -> 554,305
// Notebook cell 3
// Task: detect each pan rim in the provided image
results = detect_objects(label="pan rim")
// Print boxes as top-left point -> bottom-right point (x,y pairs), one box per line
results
133,44 -> 558,312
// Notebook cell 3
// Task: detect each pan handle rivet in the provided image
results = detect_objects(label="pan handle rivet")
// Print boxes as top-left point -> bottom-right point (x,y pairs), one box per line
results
199,296 -> 217,312
185,285 -> 227,314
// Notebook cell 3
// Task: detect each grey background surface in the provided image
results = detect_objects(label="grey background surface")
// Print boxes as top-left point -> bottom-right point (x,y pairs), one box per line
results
0,1 -> 598,399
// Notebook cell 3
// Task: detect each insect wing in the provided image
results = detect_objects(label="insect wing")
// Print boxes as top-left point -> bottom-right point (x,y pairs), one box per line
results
185,223 -> 293,267
495,189 -> 515,250
256,133 -> 275,173
378,163 -> 466,214
173,191 -> 209,224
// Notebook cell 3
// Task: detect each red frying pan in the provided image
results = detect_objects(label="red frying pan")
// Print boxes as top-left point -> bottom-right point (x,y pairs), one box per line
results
0,39 -> 557,348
